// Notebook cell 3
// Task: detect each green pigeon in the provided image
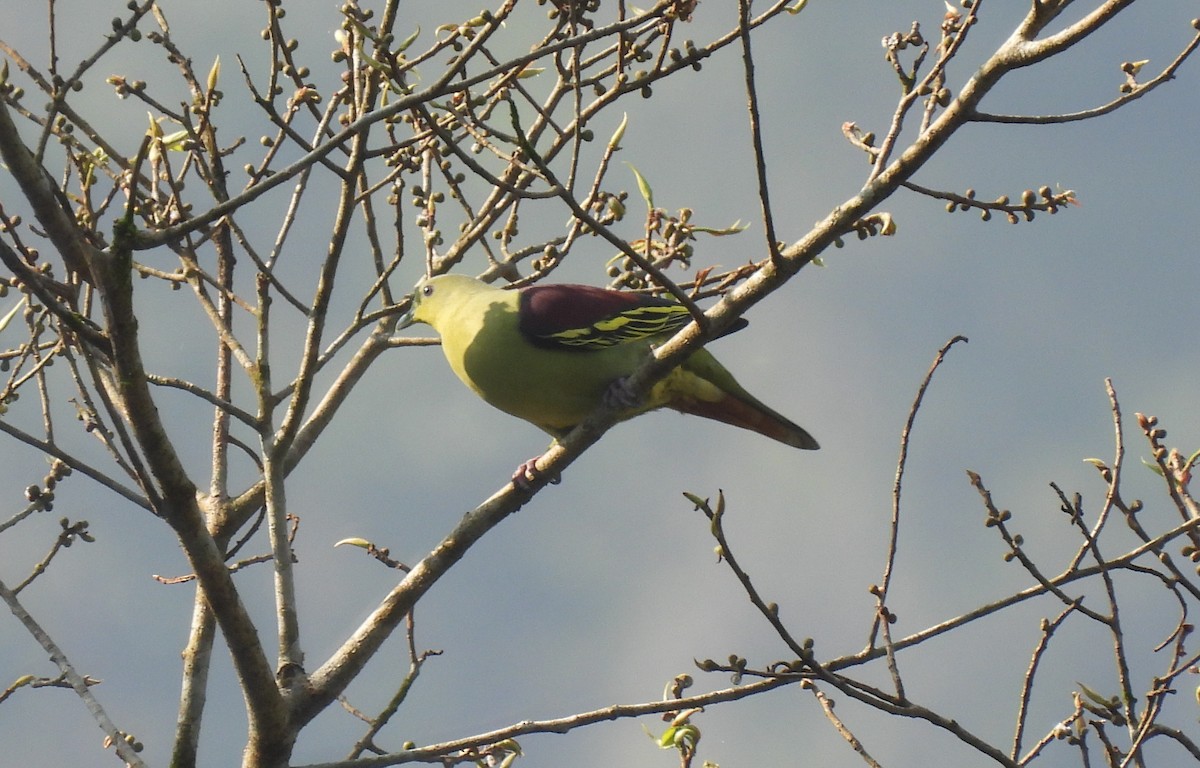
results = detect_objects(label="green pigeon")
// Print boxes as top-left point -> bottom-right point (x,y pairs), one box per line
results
398,274 -> 818,483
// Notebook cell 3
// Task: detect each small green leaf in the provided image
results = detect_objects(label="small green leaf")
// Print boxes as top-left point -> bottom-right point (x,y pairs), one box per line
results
608,112 -> 628,150
346,16 -> 374,40
1077,682 -> 1118,708
494,739 -> 521,755
80,147 -> 108,187
395,26 -> 421,53
1141,458 -> 1165,477
206,56 -> 221,94
1124,59 -> 1150,77
691,220 -> 749,236
675,723 -> 700,749
361,52 -> 389,71
161,130 -> 190,151
626,162 -> 654,209
658,725 -> 677,748
334,537 -> 372,549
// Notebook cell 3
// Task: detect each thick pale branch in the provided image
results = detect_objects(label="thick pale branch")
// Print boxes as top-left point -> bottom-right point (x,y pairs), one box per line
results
93,227 -> 289,753
1008,0 -> 1138,65
171,592 -> 217,768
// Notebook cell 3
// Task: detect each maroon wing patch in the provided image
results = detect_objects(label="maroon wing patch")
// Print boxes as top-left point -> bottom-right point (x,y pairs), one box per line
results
518,284 -> 691,350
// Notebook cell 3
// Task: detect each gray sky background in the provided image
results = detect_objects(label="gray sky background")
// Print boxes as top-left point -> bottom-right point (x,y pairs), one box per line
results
2,1 -> 1198,766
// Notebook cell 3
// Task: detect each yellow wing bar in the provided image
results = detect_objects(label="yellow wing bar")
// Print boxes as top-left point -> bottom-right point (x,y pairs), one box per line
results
544,303 -> 692,349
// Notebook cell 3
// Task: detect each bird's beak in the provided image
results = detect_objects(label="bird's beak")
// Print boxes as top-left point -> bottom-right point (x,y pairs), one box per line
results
396,293 -> 417,330
397,305 -> 415,330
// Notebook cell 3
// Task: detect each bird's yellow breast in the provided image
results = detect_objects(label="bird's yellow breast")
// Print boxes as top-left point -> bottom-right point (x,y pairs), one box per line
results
445,296 -> 647,433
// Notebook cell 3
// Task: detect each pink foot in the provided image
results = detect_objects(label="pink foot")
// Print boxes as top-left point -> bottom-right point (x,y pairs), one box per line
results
511,456 -> 561,490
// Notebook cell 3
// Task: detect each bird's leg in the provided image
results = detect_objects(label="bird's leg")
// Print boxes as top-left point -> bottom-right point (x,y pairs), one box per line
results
511,453 -> 562,490
511,457 -> 541,489
511,378 -> 641,490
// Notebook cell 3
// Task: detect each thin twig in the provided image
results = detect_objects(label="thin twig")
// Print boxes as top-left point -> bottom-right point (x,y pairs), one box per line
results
803,681 -> 884,768
737,0 -> 782,264
868,335 -> 967,650
296,674 -> 796,768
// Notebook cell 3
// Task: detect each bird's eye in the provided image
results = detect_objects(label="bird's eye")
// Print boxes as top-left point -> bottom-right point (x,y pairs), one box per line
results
421,284 -> 434,297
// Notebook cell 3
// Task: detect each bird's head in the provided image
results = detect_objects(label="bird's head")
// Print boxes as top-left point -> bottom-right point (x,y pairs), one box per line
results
397,273 -> 493,331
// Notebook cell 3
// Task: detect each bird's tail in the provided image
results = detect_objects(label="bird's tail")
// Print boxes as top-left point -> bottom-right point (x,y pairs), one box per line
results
672,392 -> 819,450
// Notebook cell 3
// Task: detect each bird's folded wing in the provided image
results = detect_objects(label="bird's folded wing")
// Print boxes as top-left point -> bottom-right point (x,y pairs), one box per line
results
518,284 -> 693,350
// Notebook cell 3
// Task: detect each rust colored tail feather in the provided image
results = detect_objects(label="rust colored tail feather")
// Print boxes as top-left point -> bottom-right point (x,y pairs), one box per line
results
671,393 -> 819,450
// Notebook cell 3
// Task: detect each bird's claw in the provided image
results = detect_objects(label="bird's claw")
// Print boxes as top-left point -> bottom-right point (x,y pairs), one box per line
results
511,456 -> 561,490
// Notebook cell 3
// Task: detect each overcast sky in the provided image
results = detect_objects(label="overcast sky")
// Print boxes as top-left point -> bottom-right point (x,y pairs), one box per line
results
2,2 -> 1198,766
